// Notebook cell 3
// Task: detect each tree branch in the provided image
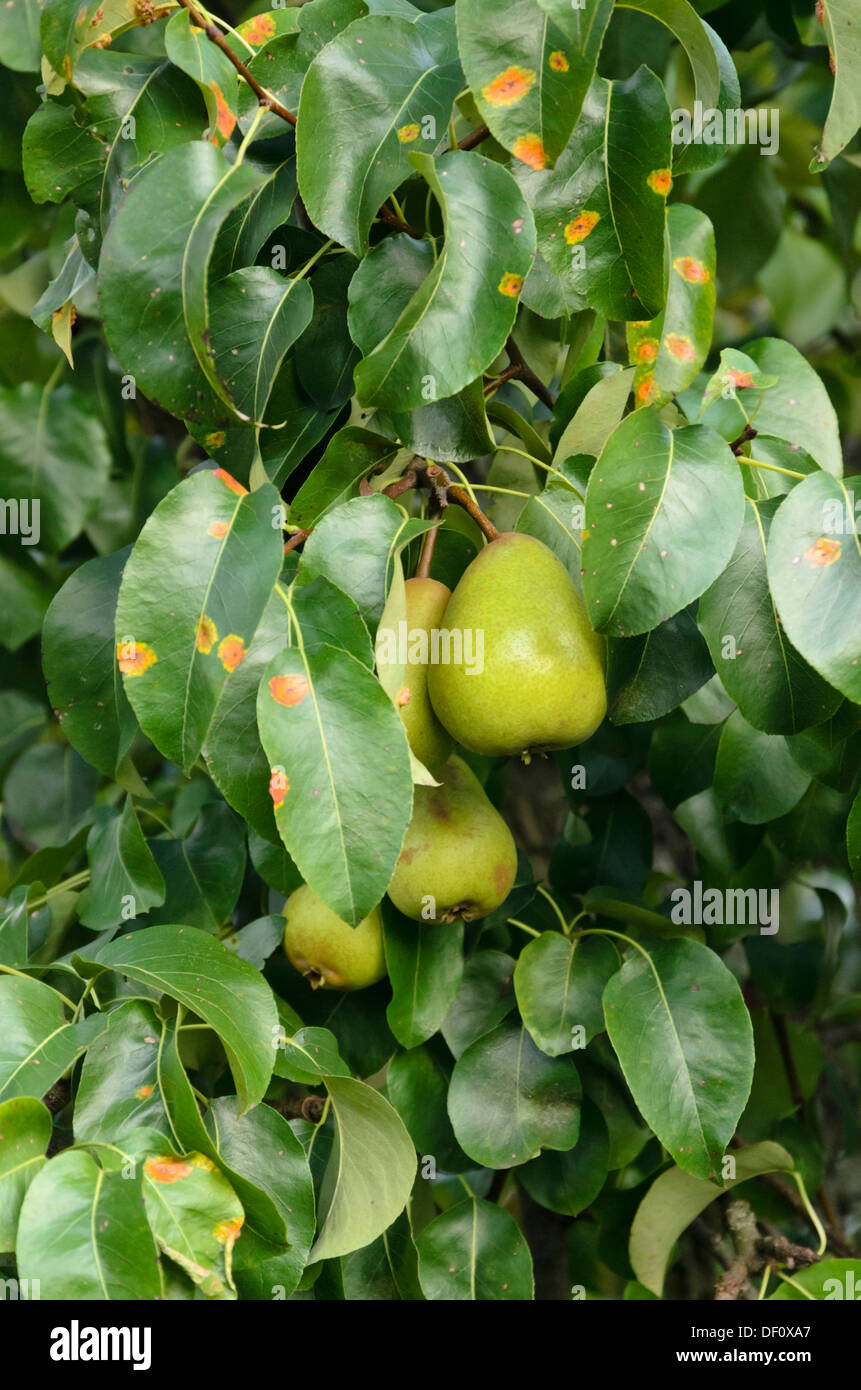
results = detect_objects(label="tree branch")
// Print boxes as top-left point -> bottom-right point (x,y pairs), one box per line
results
377,204 -> 424,240
729,423 -> 758,455
176,0 -> 297,126
505,337 -> 556,411
457,123 -> 491,151
422,462 -> 500,541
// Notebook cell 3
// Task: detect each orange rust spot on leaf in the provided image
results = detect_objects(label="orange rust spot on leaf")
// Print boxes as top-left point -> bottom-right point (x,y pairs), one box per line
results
665,333 -> 696,361
634,338 -> 659,363
564,210 -> 599,244
269,673 -> 311,706
117,640 -> 157,677
239,13 -> 276,44
213,468 -> 247,495
498,272 -> 524,297
726,368 -> 754,389
210,83 -> 236,142
145,1156 -> 192,1184
196,615 -> 218,654
482,65 -> 536,107
269,769 -> 289,808
512,134 -> 546,170
135,1085 -> 154,1100
636,374 -> 659,404
205,430 -> 226,451
548,51 -> 569,73
804,537 -> 841,567
218,635 -> 246,672
673,256 -> 710,284
397,123 -> 420,143
213,1216 -> 244,1245
647,168 -> 672,195
207,520 -> 229,538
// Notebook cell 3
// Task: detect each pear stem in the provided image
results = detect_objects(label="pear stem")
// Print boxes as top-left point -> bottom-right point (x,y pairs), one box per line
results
507,917 -> 541,938
423,463 -> 500,541
415,521 -> 440,580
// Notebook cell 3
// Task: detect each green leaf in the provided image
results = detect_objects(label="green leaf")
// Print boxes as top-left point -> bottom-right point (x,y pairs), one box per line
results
212,155 -> 298,278
387,1044 -> 469,1171
647,713 -> 721,809
514,69 -> 672,322
514,931 -> 618,1055
291,575 -> 375,667
849,787 -> 861,880
766,472 -> 861,704
296,253 -> 361,411
0,976 -> 105,1101
713,709 -> 811,825
90,925 -> 278,1112
448,1018 -> 581,1168
209,267 -> 313,424
770,1258 -> 861,1301
416,1197 -> 534,1299
257,638 -> 412,924
203,590 -> 290,845
629,1141 -> 795,1296
626,204 -> 715,409
517,1096 -> 609,1215
99,142 -> 263,428
583,411 -> 745,637
457,0 -> 613,169
441,949 -> 517,1059
0,0 -> 41,72
165,8 -> 238,146
41,0 -> 158,78
115,468 -> 283,772
383,902 -> 465,1050
297,11 -> 462,256
0,1097 -> 51,1250
607,605 -> 714,723
552,366 -> 634,465
16,1148 -> 161,1299
310,1074 -> 417,1261
42,548 -> 137,777
811,0 -> 861,171
354,150 -> 535,409
0,381 -> 111,552
4,744 -> 97,853
603,936 -> 754,1181
0,556 -> 52,651
289,427 -> 401,529
272,1025 -> 350,1083
73,1000 -> 170,1143
81,806 -> 164,937
147,801 -> 247,932
698,497 -> 842,735
341,1208 -> 423,1300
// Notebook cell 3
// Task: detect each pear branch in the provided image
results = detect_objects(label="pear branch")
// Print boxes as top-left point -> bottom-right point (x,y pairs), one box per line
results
505,337 -> 556,411
415,520 -> 440,580
457,123 -> 491,151
421,463 -> 500,541
176,0 -> 297,125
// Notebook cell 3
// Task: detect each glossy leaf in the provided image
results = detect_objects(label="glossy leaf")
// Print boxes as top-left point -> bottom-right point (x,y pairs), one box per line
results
257,638 -> 413,924
457,0 -> 613,169
713,710 -> 811,825
607,605 -> 714,723
514,930 -> 618,1055
165,9 -> 238,146
440,949 -> 517,1059
812,0 -> 861,171
288,427 -> 400,529
383,902 -> 465,1050
387,1045 -> 469,1171
209,268 -> 313,423
514,69 -> 671,321
297,12 -> 462,255
299,494 -> 407,632
416,1197 -> 533,1299
115,467 -> 283,772
73,1000 -> 170,1143
147,801 -> 247,932
517,1096 -> 609,1215
603,937 -> 754,1181
448,1018 -> 581,1167
90,925 -> 278,1112
0,976 -> 104,1102
354,150 -> 535,409
0,1097 -> 51,1249
583,411 -> 745,637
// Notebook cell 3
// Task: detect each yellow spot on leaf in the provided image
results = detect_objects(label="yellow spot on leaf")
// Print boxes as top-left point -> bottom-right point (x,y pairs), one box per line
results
190,1154 -> 216,1171
804,537 -> 841,567
564,210 -> 600,244
196,615 -> 218,654
673,256 -> 710,284
482,65 -> 536,107
647,168 -> 672,195
218,635 -> 246,672
269,674 -> 311,706
548,51 -> 569,73
135,1085 -> 154,1100
144,1156 -> 191,1184
204,430 -> 226,451
512,134 -> 546,170
213,1216 -> 244,1245
117,640 -> 157,677
498,273 -> 524,297
634,338 -> 659,363
397,123 -> 420,143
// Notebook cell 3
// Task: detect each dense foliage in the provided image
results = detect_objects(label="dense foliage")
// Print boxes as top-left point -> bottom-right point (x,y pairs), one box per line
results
0,0 -> 859,1302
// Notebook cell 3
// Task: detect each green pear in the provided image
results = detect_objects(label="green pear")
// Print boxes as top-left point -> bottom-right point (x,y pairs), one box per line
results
398,577 -> 454,774
282,885 -> 386,990
387,754 -> 517,922
427,532 -> 606,758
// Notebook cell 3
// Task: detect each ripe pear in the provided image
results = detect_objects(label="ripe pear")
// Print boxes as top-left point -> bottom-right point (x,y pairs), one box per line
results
387,754 -> 517,922
427,532 -> 606,758
398,577 -> 454,774
282,885 -> 386,990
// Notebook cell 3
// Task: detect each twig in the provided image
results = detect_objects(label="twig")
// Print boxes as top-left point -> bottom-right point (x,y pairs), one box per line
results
505,337 -> 556,412
377,204 -> 424,240
457,123 -> 491,151
714,1199 -> 821,1301
729,422 -> 758,455
283,528 -> 311,555
483,364 -> 521,396
423,462 -> 500,541
176,0 -> 297,126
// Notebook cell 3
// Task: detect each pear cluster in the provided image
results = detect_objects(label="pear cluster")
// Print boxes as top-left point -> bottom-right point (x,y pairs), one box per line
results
283,532 -> 606,990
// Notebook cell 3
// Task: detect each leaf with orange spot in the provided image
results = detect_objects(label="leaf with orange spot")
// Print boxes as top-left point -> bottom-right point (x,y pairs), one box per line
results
627,205 -> 715,406
218,634 -> 247,673
269,673 -> 311,706
165,11 -> 239,151
458,0 -> 613,168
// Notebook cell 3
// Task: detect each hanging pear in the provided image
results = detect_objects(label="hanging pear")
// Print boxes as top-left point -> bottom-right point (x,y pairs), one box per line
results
398,577 -> 454,774
282,885 -> 386,990
387,754 -> 517,922
427,532 -> 606,758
